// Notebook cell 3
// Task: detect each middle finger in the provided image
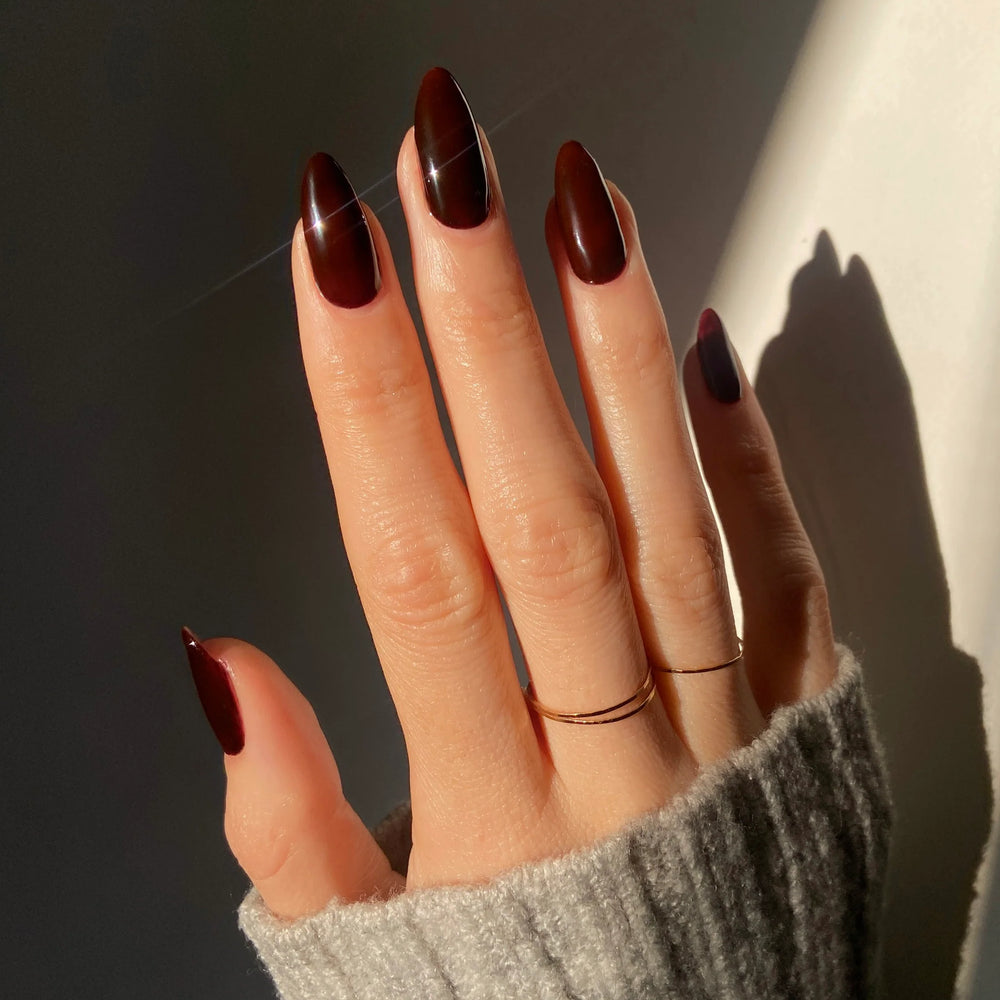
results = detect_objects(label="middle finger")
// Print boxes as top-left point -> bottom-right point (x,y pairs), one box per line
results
398,70 -> 688,799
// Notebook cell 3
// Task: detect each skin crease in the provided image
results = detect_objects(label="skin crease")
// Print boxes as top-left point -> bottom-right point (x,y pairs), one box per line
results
206,115 -> 838,920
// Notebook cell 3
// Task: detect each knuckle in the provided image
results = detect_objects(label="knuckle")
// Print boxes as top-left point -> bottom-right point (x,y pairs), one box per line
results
440,283 -> 539,359
645,530 -> 727,619
225,789 -> 325,886
802,576 -> 832,628
490,489 -> 620,603
768,557 -> 834,652
731,430 -> 785,494
365,524 -> 490,635
774,555 -> 830,617
326,351 -> 427,419
593,319 -> 670,390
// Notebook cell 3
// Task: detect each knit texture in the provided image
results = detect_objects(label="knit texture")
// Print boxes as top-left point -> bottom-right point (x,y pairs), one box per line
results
238,644 -> 892,999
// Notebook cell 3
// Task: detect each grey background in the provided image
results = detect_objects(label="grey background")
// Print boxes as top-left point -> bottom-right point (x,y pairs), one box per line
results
1,1 -> 993,997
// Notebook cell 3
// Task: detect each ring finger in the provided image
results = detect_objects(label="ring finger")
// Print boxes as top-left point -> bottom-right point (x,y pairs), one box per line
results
545,141 -> 764,762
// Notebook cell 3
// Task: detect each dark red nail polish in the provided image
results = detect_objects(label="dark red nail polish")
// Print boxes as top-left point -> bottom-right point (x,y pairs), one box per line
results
181,626 -> 245,755
554,141 -> 626,284
301,153 -> 381,308
696,309 -> 742,404
414,67 -> 491,229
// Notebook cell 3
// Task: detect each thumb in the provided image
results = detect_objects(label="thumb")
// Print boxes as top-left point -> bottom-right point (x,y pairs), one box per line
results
181,628 -> 406,918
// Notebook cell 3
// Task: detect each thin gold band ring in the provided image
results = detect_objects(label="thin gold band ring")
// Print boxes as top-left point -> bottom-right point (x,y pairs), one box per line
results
521,639 -> 743,725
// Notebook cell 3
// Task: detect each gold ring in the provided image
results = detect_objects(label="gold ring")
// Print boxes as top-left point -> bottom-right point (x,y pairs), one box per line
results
521,639 -> 744,724
656,638 -> 744,674
521,665 -> 657,725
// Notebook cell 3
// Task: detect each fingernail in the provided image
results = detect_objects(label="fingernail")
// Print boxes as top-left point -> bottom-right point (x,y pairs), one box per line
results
696,309 -> 742,404
181,626 -> 245,755
554,141 -> 626,284
414,67 -> 491,229
301,153 -> 381,308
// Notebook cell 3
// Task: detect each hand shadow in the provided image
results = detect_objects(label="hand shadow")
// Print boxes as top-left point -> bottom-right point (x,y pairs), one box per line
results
752,231 -> 993,998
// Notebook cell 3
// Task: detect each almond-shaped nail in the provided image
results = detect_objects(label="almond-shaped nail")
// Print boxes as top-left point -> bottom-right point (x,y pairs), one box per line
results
181,626 -> 244,755
696,308 -> 742,404
414,67 -> 491,228
301,153 -> 381,307
554,141 -> 626,284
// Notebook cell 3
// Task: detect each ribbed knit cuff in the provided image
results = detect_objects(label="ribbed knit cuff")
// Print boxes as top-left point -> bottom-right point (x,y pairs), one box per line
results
238,645 -> 892,999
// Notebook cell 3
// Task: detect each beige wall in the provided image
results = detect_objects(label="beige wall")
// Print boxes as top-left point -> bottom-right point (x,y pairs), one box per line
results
708,1 -> 1000,994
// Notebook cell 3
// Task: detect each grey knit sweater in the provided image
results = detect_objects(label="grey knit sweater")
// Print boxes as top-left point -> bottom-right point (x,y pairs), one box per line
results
238,644 -> 892,999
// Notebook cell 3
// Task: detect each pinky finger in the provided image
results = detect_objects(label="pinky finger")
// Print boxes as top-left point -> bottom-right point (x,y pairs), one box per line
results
681,311 -> 838,717
182,629 -> 405,919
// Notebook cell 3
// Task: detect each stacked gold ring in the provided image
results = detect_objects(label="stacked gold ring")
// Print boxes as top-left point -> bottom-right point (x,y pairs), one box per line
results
521,639 -> 744,725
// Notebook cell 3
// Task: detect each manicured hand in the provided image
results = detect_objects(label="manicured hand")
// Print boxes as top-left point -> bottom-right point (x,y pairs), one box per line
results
184,68 -> 838,921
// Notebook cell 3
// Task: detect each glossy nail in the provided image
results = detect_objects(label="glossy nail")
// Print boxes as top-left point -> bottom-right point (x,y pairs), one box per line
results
414,67 -> 490,228
301,153 -> 381,307
696,309 -> 742,404
554,141 -> 626,284
181,626 -> 245,755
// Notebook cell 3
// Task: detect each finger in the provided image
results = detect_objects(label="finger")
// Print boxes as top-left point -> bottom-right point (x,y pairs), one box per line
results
682,310 -> 838,716
399,70 -> 687,796
294,155 -> 541,835
182,629 -> 404,919
544,143 -> 763,763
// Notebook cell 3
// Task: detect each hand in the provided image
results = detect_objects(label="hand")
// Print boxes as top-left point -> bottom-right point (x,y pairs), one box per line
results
184,68 -> 838,922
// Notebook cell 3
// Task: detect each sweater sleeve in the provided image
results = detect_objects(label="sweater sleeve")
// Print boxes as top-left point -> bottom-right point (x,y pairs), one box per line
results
237,644 -> 893,1000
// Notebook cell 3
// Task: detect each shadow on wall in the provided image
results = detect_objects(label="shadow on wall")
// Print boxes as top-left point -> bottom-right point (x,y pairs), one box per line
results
754,231 -> 993,999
